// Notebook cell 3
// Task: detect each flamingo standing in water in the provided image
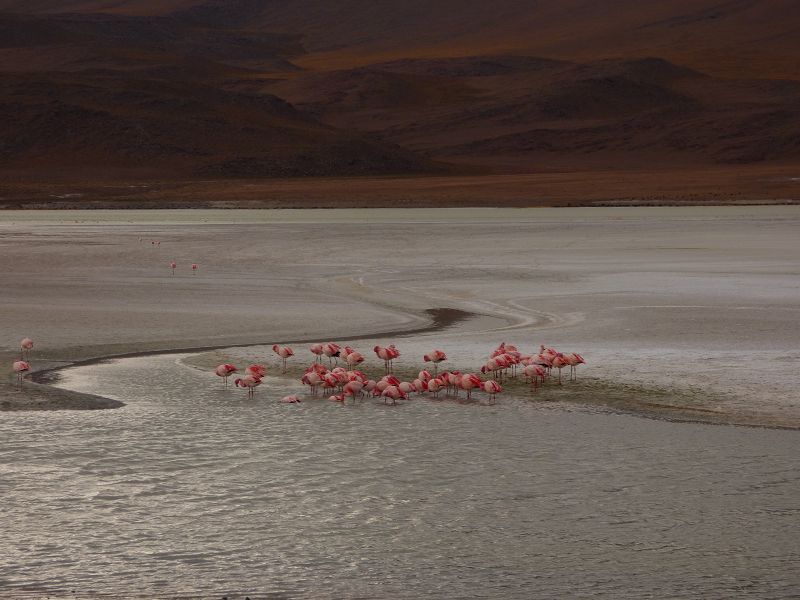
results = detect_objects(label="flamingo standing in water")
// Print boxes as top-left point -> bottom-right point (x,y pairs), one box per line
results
246,364 -> 267,379
13,360 -> 30,386
20,338 -> 33,360
551,353 -> 569,385
310,343 -> 324,364
423,349 -> 447,376
427,377 -> 444,398
322,342 -> 341,366
234,375 -> 262,398
170,261 -> 176,276
215,364 -> 238,387
192,263 -> 198,274
381,385 -> 407,405
374,344 -> 400,374
459,373 -> 482,400
344,351 -> 365,370
272,345 -> 294,372
343,380 -> 363,403
482,380 -> 502,404
564,353 -> 586,381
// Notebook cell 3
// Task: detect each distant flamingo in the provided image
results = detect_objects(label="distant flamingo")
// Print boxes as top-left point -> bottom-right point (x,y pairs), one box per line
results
214,363 -> 237,387
551,353 -> 569,385
246,364 -> 267,378
459,373 -> 482,401
170,261 -> 176,276
234,375 -> 261,398
20,338 -> 33,360
564,353 -> 586,381
310,343 -> 324,364
192,263 -> 198,274
272,345 -> 294,372
381,385 -> 407,405
423,349 -> 447,375
482,380 -> 502,404
374,344 -> 400,374
12,360 -> 30,386
322,342 -> 341,366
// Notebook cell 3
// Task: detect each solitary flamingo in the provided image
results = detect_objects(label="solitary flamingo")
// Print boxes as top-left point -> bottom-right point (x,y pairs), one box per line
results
170,261 -> 176,276
20,338 -> 33,360
214,364 -> 237,387
423,349 -> 447,375
272,345 -> 294,372
192,263 -> 198,274
234,375 -> 262,398
12,360 -> 30,386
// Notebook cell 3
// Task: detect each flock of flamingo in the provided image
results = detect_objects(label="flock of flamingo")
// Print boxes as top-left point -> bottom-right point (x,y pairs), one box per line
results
215,342 -> 586,405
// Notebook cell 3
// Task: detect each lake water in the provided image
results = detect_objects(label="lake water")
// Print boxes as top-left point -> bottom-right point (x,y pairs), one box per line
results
1,353 -> 798,599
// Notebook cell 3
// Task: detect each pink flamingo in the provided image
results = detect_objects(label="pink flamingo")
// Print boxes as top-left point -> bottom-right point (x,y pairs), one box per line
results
398,381 -> 415,396
423,349 -> 447,375
523,364 -> 547,390
272,345 -> 294,372
482,380 -> 502,404
322,342 -> 341,366
20,338 -> 33,360
564,353 -> 586,381
13,360 -> 30,386
427,377 -> 444,398
459,373 -> 482,400
309,343 -> 324,364
551,353 -> 569,385
344,351 -> 365,370
280,395 -> 302,404
343,380 -> 364,402
191,263 -> 198,274
234,375 -> 262,398
170,261 -> 176,276
374,344 -> 400,374
381,385 -> 407,405
246,364 -> 267,378
214,363 -> 238,388
302,369 -> 323,395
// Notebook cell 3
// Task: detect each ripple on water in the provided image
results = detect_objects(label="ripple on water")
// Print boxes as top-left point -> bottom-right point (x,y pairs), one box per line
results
0,354 -> 798,599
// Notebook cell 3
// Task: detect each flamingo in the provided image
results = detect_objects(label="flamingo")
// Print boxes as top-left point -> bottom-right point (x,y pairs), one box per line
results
459,373 -> 482,401
482,380 -> 502,404
343,380 -> 363,403
344,351 -> 365,370
246,364 -> 267,378
170,261 -> 176,276
423,349 -> 447,375
309,343 -> 324,363
427,377 -> 444,398
381,385 -> 407,405
398,381 -> 415,396
12,360 -> 30,386
322,342 -> 341,366
280,395 -> 302,403
523,364 -> 547,390
374,344 -> 400,374
20,338 -> 33,360
214,364 -> 237,388
191,263 -> 198,274
272,345 -> 294,372
564,353 -> 586,381
551,353 -> 569,385
234,375 -> 261,398
302,369 -> 323,395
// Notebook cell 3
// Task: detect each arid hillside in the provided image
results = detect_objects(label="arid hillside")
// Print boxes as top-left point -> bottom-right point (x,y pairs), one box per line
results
1,0 -> 799,199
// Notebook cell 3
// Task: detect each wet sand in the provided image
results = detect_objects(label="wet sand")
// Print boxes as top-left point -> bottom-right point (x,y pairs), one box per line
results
2,207 -> 799,427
